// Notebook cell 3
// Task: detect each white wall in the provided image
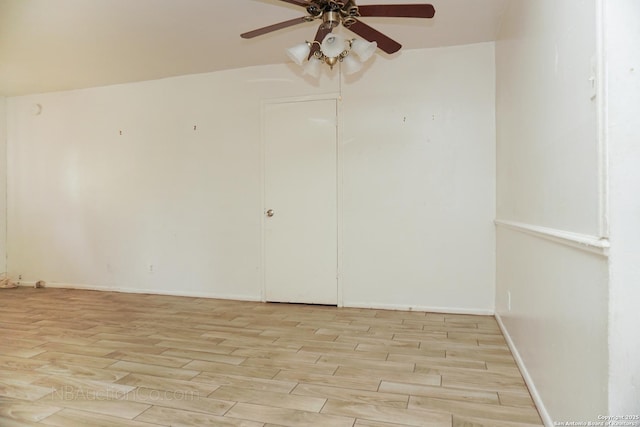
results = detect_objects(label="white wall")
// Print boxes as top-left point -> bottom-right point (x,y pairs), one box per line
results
496,1 -> 601,235
7,67 -> 338,299
342,44 -> 496,313
496,0 -> 609,422
496,228 -> 608,422
6,43 -> 496,313
604,0 -> 640,414
0,97 -> 6,274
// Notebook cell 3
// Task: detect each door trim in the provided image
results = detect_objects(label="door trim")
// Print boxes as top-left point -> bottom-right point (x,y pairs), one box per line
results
260,93 -> 343,306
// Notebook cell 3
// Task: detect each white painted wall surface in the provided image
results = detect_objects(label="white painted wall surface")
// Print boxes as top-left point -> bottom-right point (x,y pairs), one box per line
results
0,97 -> 6,274
342,44 -> 496,313
496,228 -> 609,421
6,67 -> 338,300
604,0 -> 640,414
496,1 -> 600,235
6,43 -> 497,313
496,0 -> 609,422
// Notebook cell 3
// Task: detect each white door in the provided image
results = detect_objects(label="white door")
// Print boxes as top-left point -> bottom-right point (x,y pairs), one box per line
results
264,98 -> 338,305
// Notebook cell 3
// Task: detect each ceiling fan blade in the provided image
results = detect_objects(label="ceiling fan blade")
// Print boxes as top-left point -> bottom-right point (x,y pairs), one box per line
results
241,17 -> 308,39
277,0 -> 309,6
309,24 -> 332,59
357,4 -> 436,18
347,19 -> 402,54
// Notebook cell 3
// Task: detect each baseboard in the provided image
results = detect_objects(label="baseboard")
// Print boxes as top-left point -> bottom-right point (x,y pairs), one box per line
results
495,312 -> 553,427
344,301 -> 494,316
16,281 -> 261,302
15,281 -> 493,315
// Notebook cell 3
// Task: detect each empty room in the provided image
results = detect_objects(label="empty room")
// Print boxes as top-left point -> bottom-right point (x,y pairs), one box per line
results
0,0 -> 638,426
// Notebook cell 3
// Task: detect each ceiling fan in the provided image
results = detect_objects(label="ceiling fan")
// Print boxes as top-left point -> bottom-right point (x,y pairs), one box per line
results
240,0 -> 436,58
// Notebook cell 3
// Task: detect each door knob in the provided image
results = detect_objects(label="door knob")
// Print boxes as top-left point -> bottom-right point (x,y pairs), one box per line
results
266,209 -> 275,217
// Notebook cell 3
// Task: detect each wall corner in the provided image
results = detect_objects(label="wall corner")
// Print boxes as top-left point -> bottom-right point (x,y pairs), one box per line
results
0,96 -> 7,275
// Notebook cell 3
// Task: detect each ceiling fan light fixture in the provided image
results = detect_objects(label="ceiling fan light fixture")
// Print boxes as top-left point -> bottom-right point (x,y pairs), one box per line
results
286,35 -> 376,77
320,33 -> 347,58
351,39 -> 377,62
324,55 -> 340,69
286,42 -> 312,66
303,57 -> 323,78
342,54 -> 363,75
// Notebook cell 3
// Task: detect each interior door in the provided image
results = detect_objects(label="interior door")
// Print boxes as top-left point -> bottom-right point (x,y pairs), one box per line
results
264,98 -> 338,305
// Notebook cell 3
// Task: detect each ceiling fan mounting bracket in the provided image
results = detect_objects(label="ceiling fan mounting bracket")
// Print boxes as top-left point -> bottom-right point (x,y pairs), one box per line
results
321,11 -> 342,29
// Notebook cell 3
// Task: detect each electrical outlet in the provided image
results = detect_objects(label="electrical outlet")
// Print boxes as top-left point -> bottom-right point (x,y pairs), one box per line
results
507,291 -> 512,311
18,274 -> 22,280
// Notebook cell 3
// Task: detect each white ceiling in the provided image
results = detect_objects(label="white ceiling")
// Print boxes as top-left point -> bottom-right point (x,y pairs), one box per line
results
0,0 -> 509,96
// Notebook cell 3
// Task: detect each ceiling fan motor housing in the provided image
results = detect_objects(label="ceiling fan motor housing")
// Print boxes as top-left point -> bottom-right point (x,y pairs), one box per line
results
308,0 -> 359,20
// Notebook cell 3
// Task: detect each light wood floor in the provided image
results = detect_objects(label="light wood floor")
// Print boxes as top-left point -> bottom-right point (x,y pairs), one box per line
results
0,287 -> 543,427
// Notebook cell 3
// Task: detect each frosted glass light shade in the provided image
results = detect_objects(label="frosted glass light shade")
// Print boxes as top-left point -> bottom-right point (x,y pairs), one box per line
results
320,34 -> 346,58
286,42 -> 311,66
303,57 -> 323,78
342,54 -> 363,75
351,39 -> 377,62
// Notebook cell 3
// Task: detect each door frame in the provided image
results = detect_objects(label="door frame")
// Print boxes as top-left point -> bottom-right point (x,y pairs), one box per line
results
260,93 -> 343,307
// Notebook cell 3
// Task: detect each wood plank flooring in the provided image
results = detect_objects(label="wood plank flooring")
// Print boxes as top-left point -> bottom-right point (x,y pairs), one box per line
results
0,288 -> 543,426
